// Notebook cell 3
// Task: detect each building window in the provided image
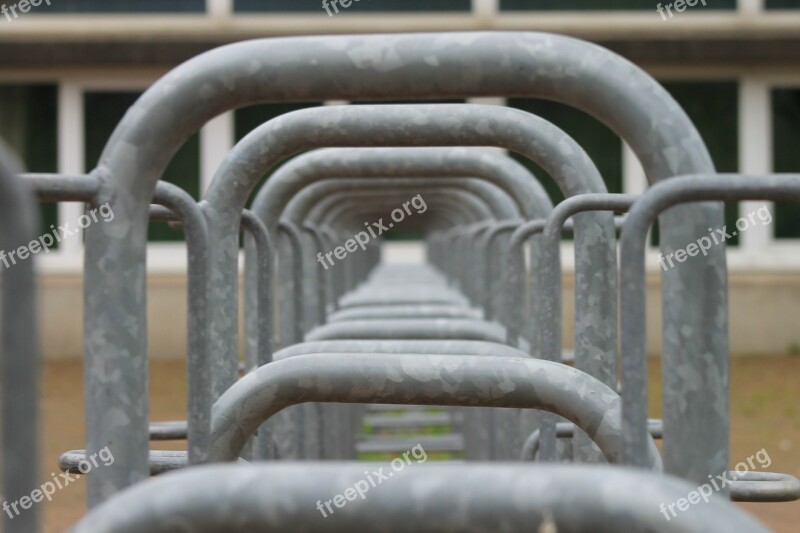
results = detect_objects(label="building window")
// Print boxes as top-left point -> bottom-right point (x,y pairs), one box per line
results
507,98 -> 623,208
84,91 -> 200,242
33,0 -> 205,13
772,88 -> 800,239
662,81 -> 740,245
234,102 -> 323,210
500,0 -> 736,10
765,1 -> 800,9
0,84 -> 59,242
234,0 -> 470,13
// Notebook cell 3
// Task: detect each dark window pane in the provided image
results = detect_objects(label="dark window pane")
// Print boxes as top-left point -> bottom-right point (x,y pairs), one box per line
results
507,98 -> 623,209
0,85 -> 59,243
235,0 -> 469,12
235,102 -> 323,210
661,81 -> 740,245
32,0 -> 204,13
501,0 -> 735,10
85,91 -> 200,242
766,0 -> 800,9
772,88 -> 800,238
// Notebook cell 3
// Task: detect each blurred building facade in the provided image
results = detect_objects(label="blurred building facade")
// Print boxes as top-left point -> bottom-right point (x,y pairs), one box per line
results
1,0 -> 800,357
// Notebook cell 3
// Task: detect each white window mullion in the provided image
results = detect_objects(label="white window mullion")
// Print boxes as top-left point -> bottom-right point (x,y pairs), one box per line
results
622,141 -> 648,196
200,111 -> 234,195
57,81 -> 86,256
473,0 -> 498,20
207,0 -> 232,18
738,0 -> 764,16
467,97 -> 507,154
739,77 -> 773,253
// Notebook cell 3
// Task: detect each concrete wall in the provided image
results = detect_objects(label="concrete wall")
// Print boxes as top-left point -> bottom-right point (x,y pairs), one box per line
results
38,268 -> 800,360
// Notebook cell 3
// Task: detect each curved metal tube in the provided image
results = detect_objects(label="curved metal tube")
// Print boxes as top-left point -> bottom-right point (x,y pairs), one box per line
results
244,146 -> 551,393
300,177 -> 518,223
538,194 -> 637,462
521,420 -> 665,461
306,191 -> 472,324
71,463 -> 768,533
0,143 -> 40,533
274,340 -> 529,360
279,183 -> 496,332
478,220 -> 524,320
22,174 -> 214,465
240,210 -> 274,369
728,471 -> 800,503
23,173 -> 104,204
619,174 -> 800,475
315,194 -> 479,315
150,182 -> 211,464
277,220 -> 305,347
327,306 -> 482,322
219,143 -> 554,403
208,352 -> 662,469
305,319 -> 505,344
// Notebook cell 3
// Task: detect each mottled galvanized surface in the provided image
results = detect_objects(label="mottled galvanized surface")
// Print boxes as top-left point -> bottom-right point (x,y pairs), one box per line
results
283,177 -> 513,331
278,221 -> 305,347
283,182 -> 501,332
0,143 -> 41,533
539,195 -> 635,463
71,464 -> 769,533
620,175 -> 800,482
521,420 -> 665,462
26,174 -> 214,467
147,421 -> 188,441
279,191 -> 486,350
273,340 -> 528,361
232,100 -> 584,345
22,173 -> 102,204
305,319 -> 507,344
240,210 -> 274,369
327,305 -> 482,322
218,141 -> 552,418
89,31 -> 722,501
478,221 -> 523,322
727,471 -> 800,502
151,183 -> 212,465
246,145 -> 546,366
208,352 -> 661,468
239,210 -> 275,461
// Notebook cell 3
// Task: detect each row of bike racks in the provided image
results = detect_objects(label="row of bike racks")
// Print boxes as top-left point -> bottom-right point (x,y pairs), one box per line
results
1,31 -> 799,532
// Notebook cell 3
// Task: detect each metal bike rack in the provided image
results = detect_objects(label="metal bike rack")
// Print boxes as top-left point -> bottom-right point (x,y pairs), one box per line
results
22,174 -> 214,464
6,27 -> 791,533
619,174 -> 800,501
208,351 -> 662,468
70,464 -> 769,533
268,176 -> 518,331
81,31 -> 727,501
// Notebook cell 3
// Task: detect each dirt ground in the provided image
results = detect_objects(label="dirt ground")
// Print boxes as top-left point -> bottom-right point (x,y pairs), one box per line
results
36,356 -> 800,532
